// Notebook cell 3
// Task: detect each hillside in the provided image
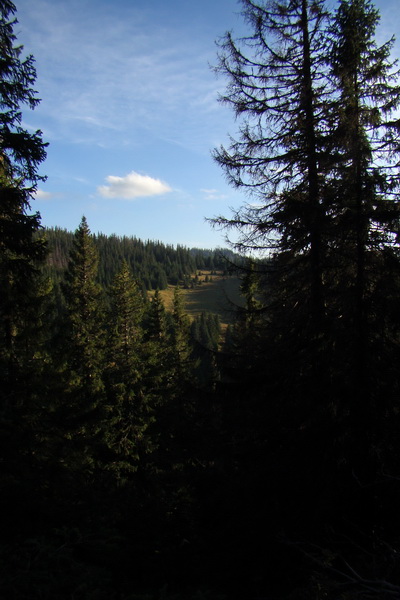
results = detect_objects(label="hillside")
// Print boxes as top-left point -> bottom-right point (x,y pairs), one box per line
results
43,226 -> 242,295
154,270 -> 243,327
42,226 -> 245,327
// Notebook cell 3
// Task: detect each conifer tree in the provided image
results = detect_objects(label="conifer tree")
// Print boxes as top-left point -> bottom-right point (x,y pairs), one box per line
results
0,0 -> 48,389
143,289 -> 176,416
151,287 -> 194,475
0,14 -> 72,596
144,288 -> 172,393
328,0 -> 400,395
146,289 -> 168,341
0,0 -> 50,537
212,1 -> 400,595
319,4 -> 400,559
171,286 -> 191,378
213,0 -> 332,326
213,0 -> 400,416
103,260 -> 153,478
108,259 -> 145,364
62,217 -> 105,394
57,217 -> 106,476
211,1 -> 340,476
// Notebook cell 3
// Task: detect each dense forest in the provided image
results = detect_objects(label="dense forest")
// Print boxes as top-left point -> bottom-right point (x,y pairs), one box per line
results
43,226 -> 238,291
1,0 -> 400,598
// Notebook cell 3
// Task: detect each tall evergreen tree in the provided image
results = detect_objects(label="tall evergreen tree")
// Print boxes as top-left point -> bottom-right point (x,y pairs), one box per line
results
103,260 -> 153,479
322,2 -> 400,567
0,0 -> 50,547
213,0 -> 332,327
171,286 -> 192,378
146,288 -> 168,341
144,288 -> 172,394
0,0 -> 48,389
211,0 -> 337,505
328,0 -> 400,397
211,1 -> 400,596
62,217 -> 104,394
213,0 -> 400,439
56,216 -> 106,476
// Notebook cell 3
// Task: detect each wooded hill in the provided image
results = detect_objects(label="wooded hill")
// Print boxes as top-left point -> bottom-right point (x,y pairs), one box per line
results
43,225 -> 244,330
43,226 -> 240,291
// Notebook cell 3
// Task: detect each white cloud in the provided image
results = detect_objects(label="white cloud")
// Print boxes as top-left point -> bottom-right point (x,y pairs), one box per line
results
98,171 -> 171,200
34,189 -> 53,200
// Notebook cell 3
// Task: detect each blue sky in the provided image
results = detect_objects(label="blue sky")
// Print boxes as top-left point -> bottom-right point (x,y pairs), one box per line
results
15,0 -> 400,248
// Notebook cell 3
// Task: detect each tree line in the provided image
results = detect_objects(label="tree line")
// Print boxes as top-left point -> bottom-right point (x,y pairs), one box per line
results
43,226 -> 238,291
1,0 -> 400,598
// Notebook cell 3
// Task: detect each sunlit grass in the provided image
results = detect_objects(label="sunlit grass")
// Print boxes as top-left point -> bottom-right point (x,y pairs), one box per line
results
148,270 -> 243,327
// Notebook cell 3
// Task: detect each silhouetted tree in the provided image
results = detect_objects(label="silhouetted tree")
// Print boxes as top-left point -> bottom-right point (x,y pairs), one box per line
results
0,0 -> 50,551
213,0 -> 332,326
211,0 -> 400,596
0,0 -> 48,390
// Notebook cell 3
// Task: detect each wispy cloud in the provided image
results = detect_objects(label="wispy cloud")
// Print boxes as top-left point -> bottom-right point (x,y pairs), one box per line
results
98,171 -> 171,200
16,0 -> 225,153
16,0 -> 399,157
201,188 -> 228,200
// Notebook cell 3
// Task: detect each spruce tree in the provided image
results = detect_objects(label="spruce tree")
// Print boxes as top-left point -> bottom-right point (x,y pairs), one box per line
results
143,288 -> 177,415
213,0 -> 400,443
171,286 -> 191,378
151,286 -> 194,471
146,289 -> 168,341
212,0 -> 337,483
0,0 -> 48,389
57,217 -> 106,477
144,288 -> 172,390
328,0 -> 400,396
213,0 -> 332,325
323,0 -> 400,569
0,0 -> 50,544
211,1 -> 400,595
62,217 -> 104,394
103,260 -> 153,479
211,2 -> 342,466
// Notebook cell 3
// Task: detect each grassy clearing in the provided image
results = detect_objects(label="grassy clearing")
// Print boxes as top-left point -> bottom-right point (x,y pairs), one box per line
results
148,271 -> 243,327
